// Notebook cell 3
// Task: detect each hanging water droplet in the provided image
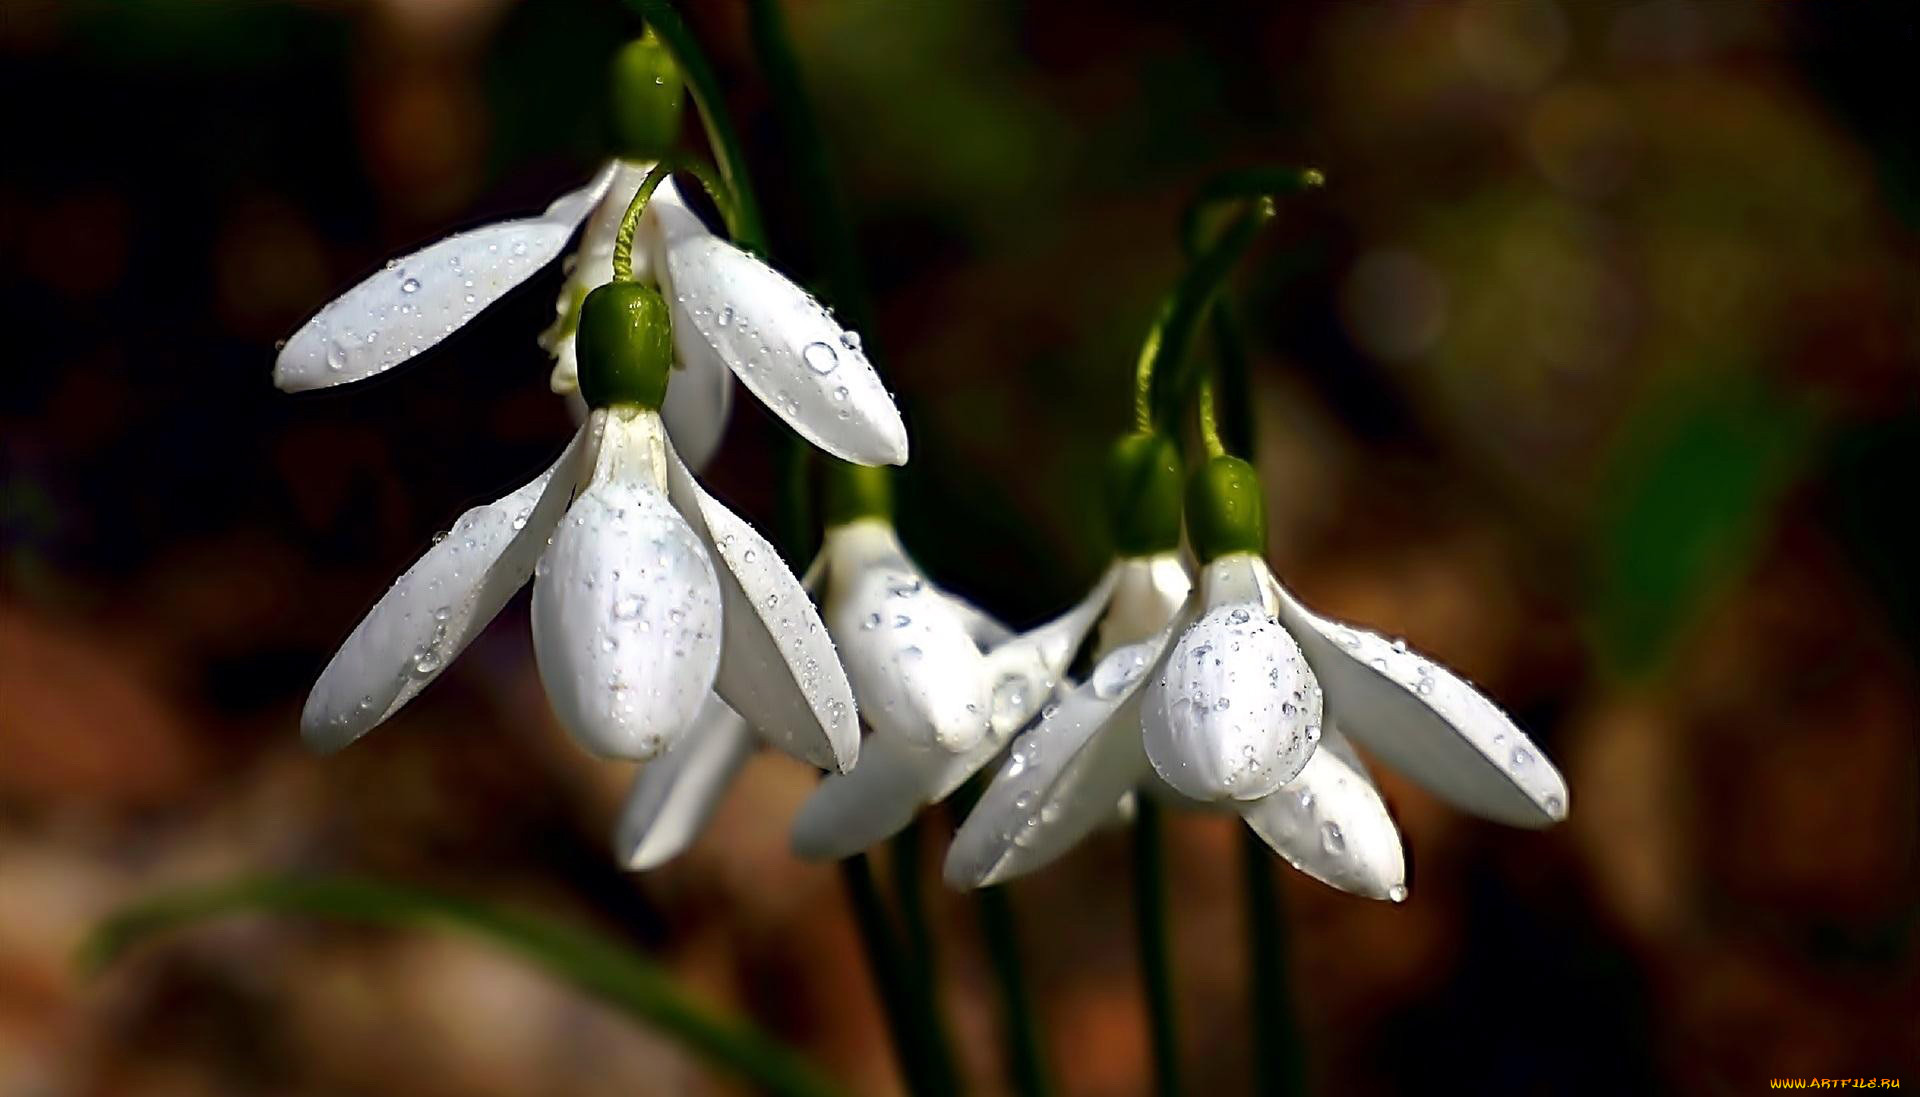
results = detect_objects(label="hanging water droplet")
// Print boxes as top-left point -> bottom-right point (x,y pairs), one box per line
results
1388,884 -> 1408,903
802,341 -> 839,375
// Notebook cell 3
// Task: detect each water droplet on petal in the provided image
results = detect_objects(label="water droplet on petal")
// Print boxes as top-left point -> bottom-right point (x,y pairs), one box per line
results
401,277 -> 420,294
802,341 -> 839,375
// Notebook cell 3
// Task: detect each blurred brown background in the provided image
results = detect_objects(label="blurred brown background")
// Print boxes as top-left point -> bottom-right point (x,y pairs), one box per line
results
3,0 -> 1917,1094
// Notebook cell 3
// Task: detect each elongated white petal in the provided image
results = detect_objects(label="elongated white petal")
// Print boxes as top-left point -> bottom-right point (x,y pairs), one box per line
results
1142,555 -> 1322,802
1265,571 -> 1567,827
662,441 -> 858,771
645,203 -> 907,466
1098,555 -> 1194,656
532,412 -> 721,760
980,564 -> 1122,735
789,731 -> 952,860
614,694 -> 756,871
944,635 -> 1172,889
276,163 -> 619,392
822,523 -> 990,751
1240,727 -> 1405,901
543,171 -> 734,470
300,432 -> 591,752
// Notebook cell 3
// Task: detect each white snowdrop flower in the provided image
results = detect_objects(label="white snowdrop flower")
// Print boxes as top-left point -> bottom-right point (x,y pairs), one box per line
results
948,446 -> 1567,902
785,464 -> 1121,860
272,39 -> 904,471
299,281 -> 861,780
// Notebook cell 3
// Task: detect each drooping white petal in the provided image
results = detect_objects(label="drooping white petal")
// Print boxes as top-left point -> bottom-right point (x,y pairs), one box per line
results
979,564 -> 1122,735
1142,554 -> 1321,802
822,522 -> 991,751
276,162 -> 620,392
789,731 -> 953,861
1265,570 -> 1568,827
644,194 -> 908,467
661,440 -> 858,771
944,635 -> 1172,889
1240,727 -> 1406,901
614,694 -> 756,871
300,430 -> 593,753
543,171 -> 733,471
532,410 -> 722,761
946,594 -> 1014,648
1098,555 -> 1194,655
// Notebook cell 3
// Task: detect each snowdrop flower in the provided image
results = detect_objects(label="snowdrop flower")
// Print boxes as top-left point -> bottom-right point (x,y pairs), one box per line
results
949,445 -> 1568,901
300,276 -> 894,784
786,463 -> 1121,861
271,34 -> 907,471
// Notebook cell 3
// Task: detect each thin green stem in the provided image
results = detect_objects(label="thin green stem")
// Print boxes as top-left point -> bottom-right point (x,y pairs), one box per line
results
1178,167 -> 1323,261
1131,797 -> 1181,1097
840,855 -> 938,1097
1197,371 -> 1227,459
610,160 -> 675,283
1134,298 -> 1171,433
891,822 -> 962,1097
1209,301 -> 1257,459
977,886 -> 1051,1097
1240,830 -> 1307,1097
627,0 -> 768,254
1146,201 -> 1274,436
82,876 -> 850,1097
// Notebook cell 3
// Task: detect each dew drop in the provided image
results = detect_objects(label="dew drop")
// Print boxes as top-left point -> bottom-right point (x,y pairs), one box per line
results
1320,821 -> 1346,855
400,277 -> 421,294
802,341 -> 840,375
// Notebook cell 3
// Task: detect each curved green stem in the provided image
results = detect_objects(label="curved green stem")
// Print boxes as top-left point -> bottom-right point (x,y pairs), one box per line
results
81,876 -> 851,1097
611,160 -> 675,283
1179,166 -> 1323,260
1144,200 -> 1274,436
840,855 -> 939,1097
628,0 -> 769,254
1197,371 -> 1228,459
1134,299 -> 1172,433
1131,797 -> 1181,1097
1240,830 -> 1307,1097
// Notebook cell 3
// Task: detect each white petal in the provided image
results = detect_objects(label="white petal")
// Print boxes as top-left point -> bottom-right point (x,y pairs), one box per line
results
979,564 -> 1123,734
1098,554 -> 1194,656
532,412 -> 722,760
614,694 -> 755,871
1265,570 -> 1568,827
663,440 -> 859,771
788,731 -> 952,861
822,523 -> 991,751
542,170 -> 734,471
1141,577 -> 1322,802
659,329 -> 734,471
946,594 -> 1014,648
943,635 -> 1172,889
1240,727 -> 1406,901
276,162 -> 620,392
300,431 -> 592,752
647,213 -> 908,466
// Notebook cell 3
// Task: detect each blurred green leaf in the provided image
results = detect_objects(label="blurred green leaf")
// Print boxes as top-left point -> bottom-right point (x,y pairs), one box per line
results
83,876 -> 851,1097
1591,374 -> 1820,681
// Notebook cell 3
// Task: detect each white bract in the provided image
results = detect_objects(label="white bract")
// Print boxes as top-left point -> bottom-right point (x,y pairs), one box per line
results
949,550 -> 1568,902
785,520 -> 1122,861
300,406 -> 859,778
274,160 -> 908,470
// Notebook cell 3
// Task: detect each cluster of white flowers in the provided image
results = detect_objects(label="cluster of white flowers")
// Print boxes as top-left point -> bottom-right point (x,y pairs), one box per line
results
276,43 -> 1565,904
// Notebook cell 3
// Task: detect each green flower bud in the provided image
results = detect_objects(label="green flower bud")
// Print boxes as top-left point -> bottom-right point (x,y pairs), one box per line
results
609,31 -> 685,161
577,282 -> 673,411
1185,455 -> 1266,562
1104,431 -> 1183,556
821,459 -> 894,527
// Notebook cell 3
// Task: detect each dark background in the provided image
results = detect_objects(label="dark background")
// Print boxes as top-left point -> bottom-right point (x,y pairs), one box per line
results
3,1 -> 1917,1094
